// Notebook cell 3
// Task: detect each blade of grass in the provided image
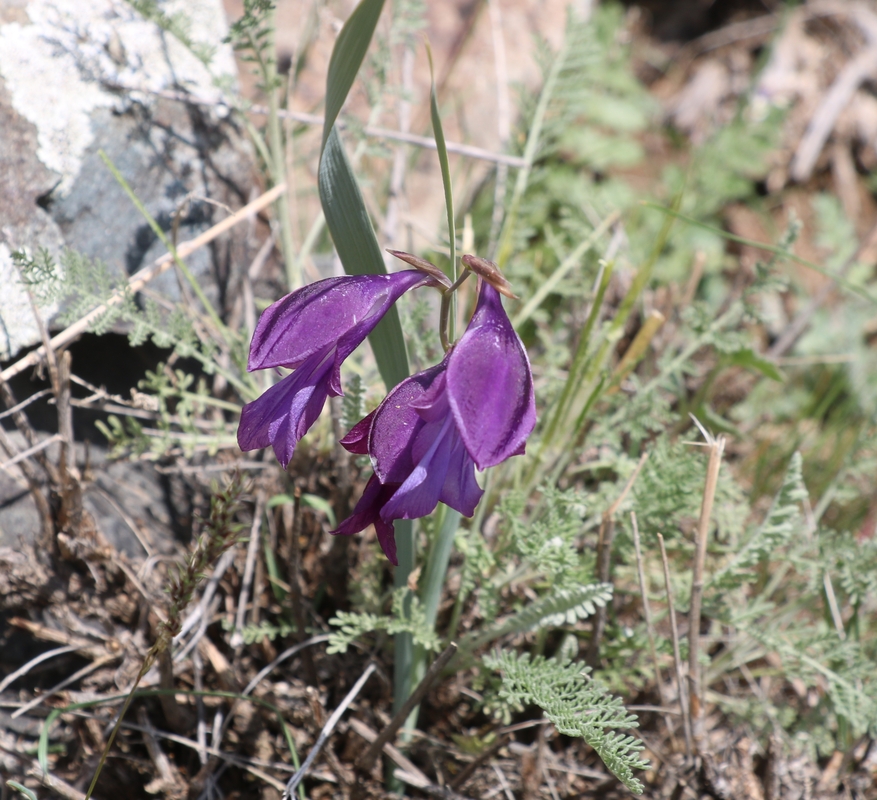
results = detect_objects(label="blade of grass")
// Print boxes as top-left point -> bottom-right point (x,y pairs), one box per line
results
426,41 -> 457,337
493,32 -> 570,268
322,0 -> 386,148
319,127 -> 410,389
644,202 -> 877,304
98,151 -> 228,343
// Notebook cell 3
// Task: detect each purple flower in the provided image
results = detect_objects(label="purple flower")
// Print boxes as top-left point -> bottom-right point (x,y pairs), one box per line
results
332,280 -> 536,564
238,271 -> 434,468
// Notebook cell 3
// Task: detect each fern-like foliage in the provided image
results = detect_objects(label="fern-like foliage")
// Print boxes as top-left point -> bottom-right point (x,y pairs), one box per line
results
341,373 -> 366,434
497,485 -> 589,585
484,651 -> 648,793
327,588 -> 441,655
126,0 -> 216,66
463,583 -> 612,652
710,452 -> 807,592
224,0 -> 280,93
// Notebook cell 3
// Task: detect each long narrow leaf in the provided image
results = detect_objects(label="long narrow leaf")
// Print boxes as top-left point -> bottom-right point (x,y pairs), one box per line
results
426,45 -> 455,280
319,126 -> 409,389
322,0 -> 386,148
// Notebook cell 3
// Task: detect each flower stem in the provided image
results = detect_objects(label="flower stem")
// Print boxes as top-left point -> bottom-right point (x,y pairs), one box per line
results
392,518 -> 416,717
439,271 -> 470,351
403,504 -> 461,732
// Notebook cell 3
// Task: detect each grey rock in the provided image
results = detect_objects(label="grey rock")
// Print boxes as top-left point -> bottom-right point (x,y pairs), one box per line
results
0,0 -> 259,360
0,432 -> 177,556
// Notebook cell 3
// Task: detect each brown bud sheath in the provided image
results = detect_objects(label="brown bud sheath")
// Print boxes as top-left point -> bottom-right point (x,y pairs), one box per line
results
461,254 -> 517,299
387,250 -> 453,288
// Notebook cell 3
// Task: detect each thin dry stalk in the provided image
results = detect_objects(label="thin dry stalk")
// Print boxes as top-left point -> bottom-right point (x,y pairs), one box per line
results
137,707 -> 184,797
0,433 -> 62,471
687,427 -> 725,740
493,763 -> 517,800
284,663 -> 377,798
357,642 -> 458,773
631,512 -> 672,731
350,718 -> 477,800
1,183 -> 287,383
231,489 -> 266,652
449,733 -> 510,790
192,647 -> 208,766
242,635 -> 332,696
606,309 -> 666,394
56,351 -> 84,534
823,571 -> 846,640
27,761 -> 86,800
0,377 -> 60,486
586,452 -> 649,667
0,645 -> 77,693
12,654 -> 118,719
0,424 -> 47,531
657,533 -> 692,757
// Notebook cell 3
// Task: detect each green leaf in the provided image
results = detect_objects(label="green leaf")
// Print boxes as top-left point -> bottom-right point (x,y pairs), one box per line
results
319,126 -> 410,390
463,583 -> 613,651
426,42 -> 455,283
322,0 -> 385,148
484,651 -> 648,793
267,492 -> 337,527
710,452 -> 807,592
724,348 -> 783,382
6,782 -> 38,800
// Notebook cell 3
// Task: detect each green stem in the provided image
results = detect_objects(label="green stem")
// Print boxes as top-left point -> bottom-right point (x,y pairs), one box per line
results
393,518 -> 416,717
493,33 -> 569,269
404,505 -> 461,731
263,9 -> 299,290
439,271 -> 471,351
99,151 -> 229,342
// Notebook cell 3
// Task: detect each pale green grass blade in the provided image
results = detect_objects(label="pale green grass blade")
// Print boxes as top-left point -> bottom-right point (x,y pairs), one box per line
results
322,0 -> 385,149
426,43 -> 455,282
319,126 -> 409,389
6,782 -> 37,800
319,0 -> 414,721
645,202 -> 876,304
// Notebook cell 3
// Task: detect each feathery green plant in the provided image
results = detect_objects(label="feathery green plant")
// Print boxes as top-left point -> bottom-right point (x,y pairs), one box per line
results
483,651 -> 648,793
327,587 -> 441,655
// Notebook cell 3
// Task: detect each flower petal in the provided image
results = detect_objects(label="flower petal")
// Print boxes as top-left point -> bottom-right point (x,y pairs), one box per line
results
447,282 -> 536,469
237,346 -> 333,468
380,414 -> 455,522
368,359 -> 448,484
249,271 -> 434,371
339,409 -> 376,454
331,474 -> 399,564
438,434 -> 483,516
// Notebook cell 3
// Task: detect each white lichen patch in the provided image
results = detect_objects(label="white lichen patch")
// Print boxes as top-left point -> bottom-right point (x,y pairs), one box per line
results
0,0 -> 237,196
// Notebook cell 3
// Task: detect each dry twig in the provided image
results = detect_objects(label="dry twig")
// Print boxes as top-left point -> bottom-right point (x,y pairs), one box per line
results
1,183 -> 287,384
686,418 -> 725,740
357,642 -> 458,773
586,452 -> 649,666
657,533 -> 693,757
283,663 -> 377,798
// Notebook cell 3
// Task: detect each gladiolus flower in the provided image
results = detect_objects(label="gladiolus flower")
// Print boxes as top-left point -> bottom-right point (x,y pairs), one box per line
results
237,271 -> 436,468
332,280 -> 536,563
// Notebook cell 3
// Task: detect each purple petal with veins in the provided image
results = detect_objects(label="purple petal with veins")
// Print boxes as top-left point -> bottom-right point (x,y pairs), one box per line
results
447,281 -> 536,469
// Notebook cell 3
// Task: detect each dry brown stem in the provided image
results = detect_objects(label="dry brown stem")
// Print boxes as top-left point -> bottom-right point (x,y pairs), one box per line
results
586,451 -> 649,667
657,533 -> 693,757
687,424 -> 725,741
357,642 -> 458,773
